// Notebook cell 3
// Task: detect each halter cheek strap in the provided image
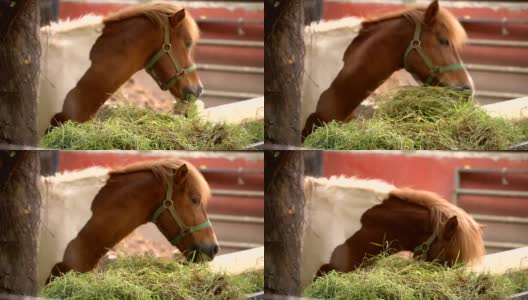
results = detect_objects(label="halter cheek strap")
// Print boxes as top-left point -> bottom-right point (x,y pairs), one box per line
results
413,231 -> 437,260
151,171 -> 211,246
145,14 -> 197,92
403,21 -> 464,85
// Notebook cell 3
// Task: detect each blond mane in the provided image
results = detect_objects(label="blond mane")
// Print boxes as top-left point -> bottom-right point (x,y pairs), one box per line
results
103,1 -> 200,42
390,188 -> 484,264
362,6 -> 467,48
109,159 -> 210,205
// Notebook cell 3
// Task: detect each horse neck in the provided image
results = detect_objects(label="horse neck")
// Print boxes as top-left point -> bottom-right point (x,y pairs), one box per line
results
301,179 -> 392,288
90,171 -> 164,248
329,196 -> 433,273
327,19 -> 410,113
65,170 -> 164,271
61,17 -> 163,120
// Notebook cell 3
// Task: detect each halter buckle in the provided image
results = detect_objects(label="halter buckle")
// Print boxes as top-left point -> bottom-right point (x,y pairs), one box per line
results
410,39 -> 421,48
430,66 -> 440,76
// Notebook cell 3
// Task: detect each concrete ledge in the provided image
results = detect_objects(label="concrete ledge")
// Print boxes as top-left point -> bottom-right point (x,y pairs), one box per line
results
482,97 -> 528,120
200,97 -> 264,125
209,246 -> 264,275
468,247 -> 528,275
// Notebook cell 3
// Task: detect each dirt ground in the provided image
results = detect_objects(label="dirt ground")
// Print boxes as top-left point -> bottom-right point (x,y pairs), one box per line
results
106,231 -> 178,259
106,78 -> 174,113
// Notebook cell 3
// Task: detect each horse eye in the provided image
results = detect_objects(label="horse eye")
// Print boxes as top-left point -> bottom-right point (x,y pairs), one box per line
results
185,41 -> 192,49
191,198 -> 200,205
438,38 -> 449,46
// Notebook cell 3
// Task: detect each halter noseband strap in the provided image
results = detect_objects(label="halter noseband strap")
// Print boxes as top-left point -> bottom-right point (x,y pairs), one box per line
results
151,170 -> 211,246
145,14 -> 197,91
403,21 -> 464,85
413,231 -> 437,260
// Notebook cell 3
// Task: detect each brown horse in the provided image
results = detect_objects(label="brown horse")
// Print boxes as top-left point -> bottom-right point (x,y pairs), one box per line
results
39,159 -> 218,286
302,0 -> 474,139
302,176 -> 484,288
42,2 -> 203,134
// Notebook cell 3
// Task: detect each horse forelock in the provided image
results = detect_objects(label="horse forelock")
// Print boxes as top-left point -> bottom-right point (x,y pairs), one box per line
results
361,5 -> 467,49
403,7 -> 467,49
109,159 -> 210,206
389,188 -> 484,264
103,1 -> 200,42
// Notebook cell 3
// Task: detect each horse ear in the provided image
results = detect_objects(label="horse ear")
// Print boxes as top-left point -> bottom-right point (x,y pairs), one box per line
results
424,0 -> 439,25
443,216 -> 458,241
170,9 -> 186,27
175,164 -> 189,181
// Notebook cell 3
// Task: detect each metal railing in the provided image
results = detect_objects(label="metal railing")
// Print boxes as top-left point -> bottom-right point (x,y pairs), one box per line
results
466,64 -> 528,75
199,39 -> 264,48
205,167 -> 264,250
466,39 -> 528,48
452,168 -> 528,250
475,90 -> 527,100
197,63 -> 264,75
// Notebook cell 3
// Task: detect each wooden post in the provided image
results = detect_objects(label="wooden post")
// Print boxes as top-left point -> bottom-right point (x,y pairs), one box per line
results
264,150 -> 305,296
264,0 -> 305,146
0,151 -> 41,295
0,0 -> 41,146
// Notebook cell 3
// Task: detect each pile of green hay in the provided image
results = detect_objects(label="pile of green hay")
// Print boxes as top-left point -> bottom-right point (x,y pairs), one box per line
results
304,87 -> 528,150
304,254 -> 528,300
40,106 -> 263,150
40,256 -> 263,300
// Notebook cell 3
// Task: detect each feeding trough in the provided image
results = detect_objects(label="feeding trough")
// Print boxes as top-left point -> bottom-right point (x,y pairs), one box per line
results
39,247 -> 264,300
303,87 -> 528,150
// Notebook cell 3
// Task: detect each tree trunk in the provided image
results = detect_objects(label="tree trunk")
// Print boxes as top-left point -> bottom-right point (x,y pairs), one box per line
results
264,0 -> 304,146
264,150 -> 304,296
0,0 -> 41,146
0,151 -> 41,295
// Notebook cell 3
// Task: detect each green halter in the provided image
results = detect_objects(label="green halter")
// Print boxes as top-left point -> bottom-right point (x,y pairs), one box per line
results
413,231 -> 437,260
151,171 -> 211,246
145,14 -> 197,91
403,21 -> 464,85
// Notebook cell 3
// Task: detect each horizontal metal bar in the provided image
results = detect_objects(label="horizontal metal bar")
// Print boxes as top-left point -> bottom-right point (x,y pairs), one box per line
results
475,90 -> 527,99
196,17 -> 263,25
512,141 -> 528,151
213,189 -> 264,198
199,167 -> 263,175
209,214 -> 264,224
220,241 -> 263,249
466,63 -> 528,75
471,214 -> 528,225
197,63 -> 264,74
204,90 -> 263,99
458,168 -> 528,174
198,39 -> 264,48
247,291 -> 265,300
484,241 -> 528,250
510,291 -> 528,300
456,188 -> 528,198
459,17 -> 528,25
247,142 -> 264,150
467,39 -> 528,48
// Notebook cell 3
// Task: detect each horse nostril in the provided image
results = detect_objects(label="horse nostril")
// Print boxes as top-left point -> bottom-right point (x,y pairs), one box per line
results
183,86 -> 203,98
212,244 -> 219,256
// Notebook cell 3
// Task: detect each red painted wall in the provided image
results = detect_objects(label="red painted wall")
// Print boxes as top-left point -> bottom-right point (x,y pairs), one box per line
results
57,151 -> 264,217
321,152 -> 528,217
58,2 -> 264,67
321,2 -> 528,67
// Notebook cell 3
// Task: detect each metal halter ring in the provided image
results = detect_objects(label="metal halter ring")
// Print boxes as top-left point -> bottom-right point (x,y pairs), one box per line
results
163,199 -> 174,208
410,40 -> 421,48
163,43 -> 172,51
